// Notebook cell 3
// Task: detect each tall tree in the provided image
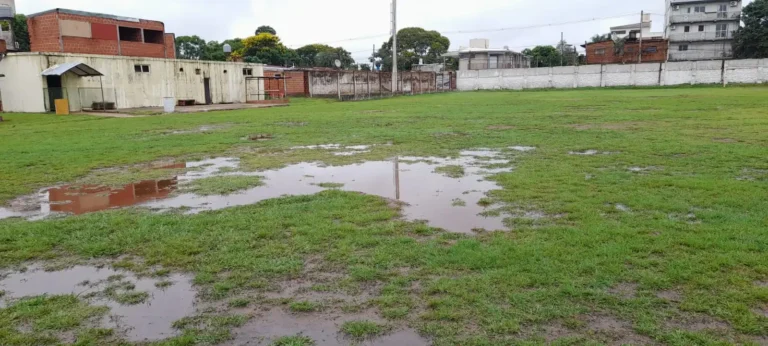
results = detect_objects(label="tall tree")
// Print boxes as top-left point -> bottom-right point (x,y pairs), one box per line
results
522,46 -> 562,67
296,44 -> 354,68
255,26 -> 277,36
373,27 -> 450,71
234,33 -> 297,66
11,14 -> 29,51
590,33 -> 612,43
733,0 -> 768,59
556,40 -> 579,66
175,35 -> 207,60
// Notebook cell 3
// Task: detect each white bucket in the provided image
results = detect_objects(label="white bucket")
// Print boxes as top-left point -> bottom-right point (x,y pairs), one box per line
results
163,97 -> 176,113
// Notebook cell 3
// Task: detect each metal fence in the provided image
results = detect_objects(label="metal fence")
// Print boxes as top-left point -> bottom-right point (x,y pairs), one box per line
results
79,88 -> 118,111
308,71 -> 456,101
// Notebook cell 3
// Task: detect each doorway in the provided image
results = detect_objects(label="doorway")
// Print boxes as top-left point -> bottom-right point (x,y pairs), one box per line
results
203,78 -> 212,105
46,76 -> 63,112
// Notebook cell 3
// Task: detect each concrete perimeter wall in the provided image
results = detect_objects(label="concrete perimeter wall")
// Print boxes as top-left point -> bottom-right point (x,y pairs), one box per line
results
457,59 -> 768,91
0,52 -> 264,112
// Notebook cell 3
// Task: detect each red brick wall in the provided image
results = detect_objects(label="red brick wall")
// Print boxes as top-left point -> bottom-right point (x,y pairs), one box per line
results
0,40 -> 6,54
264,70 -> 307,96
29,13 -> 61,52
585,40 -> 669,65
164,33 -> 176,59
28,10 -> 174,58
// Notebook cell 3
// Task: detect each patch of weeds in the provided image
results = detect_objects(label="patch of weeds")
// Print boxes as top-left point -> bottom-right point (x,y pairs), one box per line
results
310,284 -> 334,292
107,274 -> 125,282
382,307 -> 410,320
434,165 -> 466,178
194,272 -> 216,285
155,280 -> 174,289
340,320 -> 388,340
314,182 -> 345,189
228,298 -> 250,308
183,175 -> 264,196
113,291 -> 149,305
289,300 -> 319,312
477,198 -> 494,207
349,265 -> 382,282
272,335 -> 315,346
153,268 -> 171,277
0,295 -> 109,343
0,290 -> 5,298
451,198 -> 467,207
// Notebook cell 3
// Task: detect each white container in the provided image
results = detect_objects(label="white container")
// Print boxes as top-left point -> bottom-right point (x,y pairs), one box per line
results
163,97 -> 176,113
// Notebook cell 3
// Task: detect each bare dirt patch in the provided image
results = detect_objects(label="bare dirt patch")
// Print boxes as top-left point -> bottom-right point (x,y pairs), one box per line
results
713,138 -> 740,143
585,314 -> 653,345
667,314 -> 730,332
568,122 -> 646,131
608,283 -> 638,299
486,125 -> 516,130
656,290 -> 683,303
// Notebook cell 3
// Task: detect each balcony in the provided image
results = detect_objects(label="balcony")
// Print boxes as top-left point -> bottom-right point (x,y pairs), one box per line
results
668,31 -> 734,42
670,11 -> 741,23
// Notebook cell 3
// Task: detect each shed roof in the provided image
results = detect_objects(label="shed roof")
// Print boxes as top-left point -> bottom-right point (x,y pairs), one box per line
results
41,62 -> 103,77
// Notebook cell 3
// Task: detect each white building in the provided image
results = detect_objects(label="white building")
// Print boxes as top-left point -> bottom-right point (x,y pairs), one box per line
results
665,0 -> 742,61
443,39 -> 529,71
0,52 -> 265,113
0,0 -> 17,51
610,14 -> 663,40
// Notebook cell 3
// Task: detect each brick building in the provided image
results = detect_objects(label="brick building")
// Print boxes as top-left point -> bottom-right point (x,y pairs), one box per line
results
582,38 -> 669,65
263,68 -> 310,97
27,8 -> 175,59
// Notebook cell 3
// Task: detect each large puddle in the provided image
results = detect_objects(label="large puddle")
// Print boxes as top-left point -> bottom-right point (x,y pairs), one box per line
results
0,265 -> 196,342
0,149 -> 525,233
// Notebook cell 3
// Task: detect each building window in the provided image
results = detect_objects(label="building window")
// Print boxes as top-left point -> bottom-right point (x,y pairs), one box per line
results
595,48 -> 606,55
224,70 -> 228,74
119,26 -> 142,42
195,69 -> 201,75
679,45 -> 689,51
698,25 -> 705,32
179,68 -> 184,72
134,65 -> 150,73
243,68 -> 253,76
684,26 -> 690,33
694,6 -> 706,13
643,46 -> 658,53
144,29 -> 164,44
716,24 -> 728,38
718,4 -> 728,18
613,30 -> 626,35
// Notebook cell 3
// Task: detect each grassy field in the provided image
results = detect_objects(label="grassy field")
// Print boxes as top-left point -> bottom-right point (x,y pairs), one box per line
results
1,87 -> 768,345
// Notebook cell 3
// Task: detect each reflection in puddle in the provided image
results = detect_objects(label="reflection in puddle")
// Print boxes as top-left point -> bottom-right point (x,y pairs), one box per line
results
0,265 -> 196,342
1,151 -> 516,233
232,308 -> 428,346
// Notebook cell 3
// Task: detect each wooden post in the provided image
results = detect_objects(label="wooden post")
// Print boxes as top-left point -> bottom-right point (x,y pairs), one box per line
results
367,70 -> 371,99
337,71 -> 341,101
352,71 -> 356,100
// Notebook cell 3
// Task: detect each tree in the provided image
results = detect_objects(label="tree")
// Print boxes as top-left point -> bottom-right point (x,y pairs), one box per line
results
590,33 -> 612,43
255,25 -> 276,36
234,33 -> 297,66
296,44 -> 354,68
523,46 -> 562,67
556,40 -> 579,66
176,35 -> 207,60
373,27 -> 450,71
11,14 -> 29,51
733,0 -> 768,59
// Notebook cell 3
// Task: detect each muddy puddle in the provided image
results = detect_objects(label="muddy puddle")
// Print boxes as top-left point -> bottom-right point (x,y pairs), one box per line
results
232,307 -> 428,346
0,150 -> 522,233
0,265 -> 196,342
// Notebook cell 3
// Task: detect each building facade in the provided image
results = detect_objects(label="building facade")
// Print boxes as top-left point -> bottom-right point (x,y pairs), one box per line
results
610,14 -> 663,40
28,9 -> 176,59
665,0 -> 742,61
0,0 -> 16,52
583,38 -> 670,65
0,52 -> 264,113
444,39 -> 530,71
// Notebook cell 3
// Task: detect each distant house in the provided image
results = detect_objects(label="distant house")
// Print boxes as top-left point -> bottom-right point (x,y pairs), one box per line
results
443,39 -> 529,71
610,13 -> 664,40
582,38 -> 669,65
665,0 -> 742,61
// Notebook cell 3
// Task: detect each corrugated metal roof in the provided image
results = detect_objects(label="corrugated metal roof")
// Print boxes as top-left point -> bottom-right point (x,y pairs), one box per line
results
41,62 -> 103,77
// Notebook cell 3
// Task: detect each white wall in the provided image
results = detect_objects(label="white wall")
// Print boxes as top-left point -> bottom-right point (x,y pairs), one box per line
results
0,52 -> 265,112
457,59 -> 768,91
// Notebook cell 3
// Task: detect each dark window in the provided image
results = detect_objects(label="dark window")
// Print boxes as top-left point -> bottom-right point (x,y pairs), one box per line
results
224,70 -> 228,74
179,68 -> 184,72
695,6 -> 705,13
716,24 -> 728,38
595,48 -> 606,55
134,65 -> 150,73
134,65 -> 141,72
687,7 -> 691,13
643,46 -> 658,53
684,26 -> 690,32
679,45 -> 689,51
119,26 -> 142,42
243,68 -> 253,76
143,29 -> 164,44
699,25 -> 705,32
195,69 -> 201,75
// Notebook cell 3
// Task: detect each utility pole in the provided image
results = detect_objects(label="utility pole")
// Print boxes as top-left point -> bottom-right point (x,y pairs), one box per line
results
391,0 -> 398,93
639,11 -> 644,64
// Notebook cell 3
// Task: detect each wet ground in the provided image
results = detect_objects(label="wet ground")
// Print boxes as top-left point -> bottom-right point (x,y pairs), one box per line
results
0,265 -> 196,342
0,148 -> 527,234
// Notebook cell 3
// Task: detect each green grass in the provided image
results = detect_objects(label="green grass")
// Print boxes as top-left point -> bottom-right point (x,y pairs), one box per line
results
228,298 -> 250,308
340,320 -> 388,339
288,300 -> 319,312
182,175 -> 264,196
0,295 -> 111,344
271,335 -> 315,346
112,291 -> 150,305
313,182 -> 344,189
1,88 -> 768,344
434,165 -> 465,178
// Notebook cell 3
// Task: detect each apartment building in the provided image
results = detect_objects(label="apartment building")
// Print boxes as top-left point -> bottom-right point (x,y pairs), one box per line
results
665,0 -> 742,61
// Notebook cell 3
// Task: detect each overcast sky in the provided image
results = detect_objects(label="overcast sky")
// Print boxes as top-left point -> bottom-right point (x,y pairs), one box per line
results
19,0 -> 752,63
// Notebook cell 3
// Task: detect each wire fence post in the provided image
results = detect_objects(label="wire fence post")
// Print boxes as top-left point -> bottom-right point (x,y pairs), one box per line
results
336,70 -> 341,101
367,70 -> 371,99
352,70 -> 357,100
